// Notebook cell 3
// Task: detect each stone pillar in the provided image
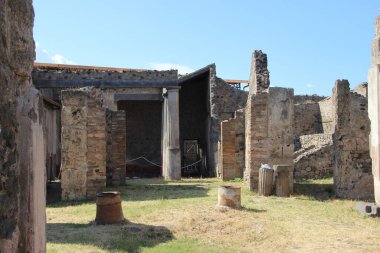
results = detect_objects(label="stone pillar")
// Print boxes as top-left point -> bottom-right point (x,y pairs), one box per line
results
249,50 -> 270,95
333,80 -> 373,199
0,0 -> 46,251
162,88 -> 181,180
61,89 -> 106,200
369,14 -> 380,204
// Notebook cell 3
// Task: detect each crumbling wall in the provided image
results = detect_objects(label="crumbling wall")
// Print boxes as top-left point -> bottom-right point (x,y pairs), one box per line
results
61,88 -> 106,200
333,80 -> 373,200
106,110 -> 126,186
294,103 -> 323,137
318,97 -> 334,134
294,134 -> 333,179
245,51 -> 294,190
220,110 -> 245,180
209,66 -> 248,176
0,0 -> 46,252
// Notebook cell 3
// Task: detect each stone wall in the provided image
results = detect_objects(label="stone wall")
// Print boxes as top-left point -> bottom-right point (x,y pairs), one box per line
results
220,110 -> 245,180
33,64 -> 177,101
333,80 -> 373,200
294,134 -> 333,179
245,87 -> 294,190
106,110 -> 126,186
318,97 -> 335,134
209,66 -> 248,176
61,88 -> 106,200
0,0 -> 46,252
294,103 -> 322,137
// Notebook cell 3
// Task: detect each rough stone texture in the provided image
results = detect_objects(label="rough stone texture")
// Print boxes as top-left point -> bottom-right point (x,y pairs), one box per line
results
220,110 -> 245,180
106,110 -> 126,186
294,94 -> 326,104
368,14 -> 380,204
245,85 -> 294,190
333,80 -> 373,200
318,97 -> 335,134
61,88 -> 106,200
249,50 -> 270,95
0,0 -> 46,252
294,103 -> 323,136
353,82 -> 368,97
209,67 -> 248,176
294,134 -> 333,179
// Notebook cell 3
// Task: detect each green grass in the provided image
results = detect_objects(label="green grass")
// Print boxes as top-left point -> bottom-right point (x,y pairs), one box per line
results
46,178 -> 380,253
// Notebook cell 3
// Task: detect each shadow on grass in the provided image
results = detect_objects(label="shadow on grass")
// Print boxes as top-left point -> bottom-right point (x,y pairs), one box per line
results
294,182 -> 335,201
241,207 -> 267,213
119,183 -> 210,202
47,221 -> 173,253
47,178 -> 210,208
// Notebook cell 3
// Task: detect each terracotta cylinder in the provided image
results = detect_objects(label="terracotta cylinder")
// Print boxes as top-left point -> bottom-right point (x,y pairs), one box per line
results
95,191 -> 125,224
217,185 -> 241,208
258,167 -> 274,196
274,166 -> 290,197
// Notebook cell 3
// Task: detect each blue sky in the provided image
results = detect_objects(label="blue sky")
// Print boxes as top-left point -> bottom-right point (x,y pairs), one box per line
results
33,0 -> 379,96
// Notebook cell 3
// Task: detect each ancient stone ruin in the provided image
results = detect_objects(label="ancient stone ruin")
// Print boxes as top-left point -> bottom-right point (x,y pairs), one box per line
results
2,1 -> 380,251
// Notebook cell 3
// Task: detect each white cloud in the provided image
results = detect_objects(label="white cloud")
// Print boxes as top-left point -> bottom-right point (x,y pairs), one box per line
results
306,83 -> 315,88
35,41 -> 40,48
51,54 -> 77,65
42,49 -> 49,55
148,62 -> 194,75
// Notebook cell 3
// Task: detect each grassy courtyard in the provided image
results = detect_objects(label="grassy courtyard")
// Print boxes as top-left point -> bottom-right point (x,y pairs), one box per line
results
46,178 -> 380,253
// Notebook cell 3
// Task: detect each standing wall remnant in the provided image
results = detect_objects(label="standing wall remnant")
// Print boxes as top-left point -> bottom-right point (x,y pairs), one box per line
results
61,88 -> 107,200
220,109 -> 245,180
106,110 -> 126,186
333,80 -> 373,200
245,50 -> 294,191
0,0 -> 46,252
368,14 -> 380,204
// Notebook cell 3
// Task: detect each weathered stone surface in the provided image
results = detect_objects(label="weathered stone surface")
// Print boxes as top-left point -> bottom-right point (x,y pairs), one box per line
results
333,80 -> 373,200
249,50 -> 270,95
61,88 -> 106,200
368,14 -> 380,204
209,68 -> 248,176
0,0 -> 46,252
106,110 -> 126,186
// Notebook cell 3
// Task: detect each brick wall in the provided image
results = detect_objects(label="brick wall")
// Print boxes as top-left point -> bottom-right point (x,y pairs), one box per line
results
220,110 -> 245,180
106,110 -> 126,185
61,88 -> 106,200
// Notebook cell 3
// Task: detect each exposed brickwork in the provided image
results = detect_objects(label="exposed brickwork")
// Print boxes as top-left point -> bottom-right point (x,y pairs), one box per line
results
209,67 -> 248,176
106,110 -> 126,186
61,88 -> 106,200
220,110 -> 245,180
333,80 -> 373,200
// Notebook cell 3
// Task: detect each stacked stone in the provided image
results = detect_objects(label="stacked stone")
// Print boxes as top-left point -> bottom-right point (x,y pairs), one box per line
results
333,80 -> 373,200
106,110 -> 126,186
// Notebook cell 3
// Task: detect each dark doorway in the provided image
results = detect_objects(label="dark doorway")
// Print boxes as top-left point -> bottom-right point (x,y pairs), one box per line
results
179,72 -> 209,177
118,100 -> 162,178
